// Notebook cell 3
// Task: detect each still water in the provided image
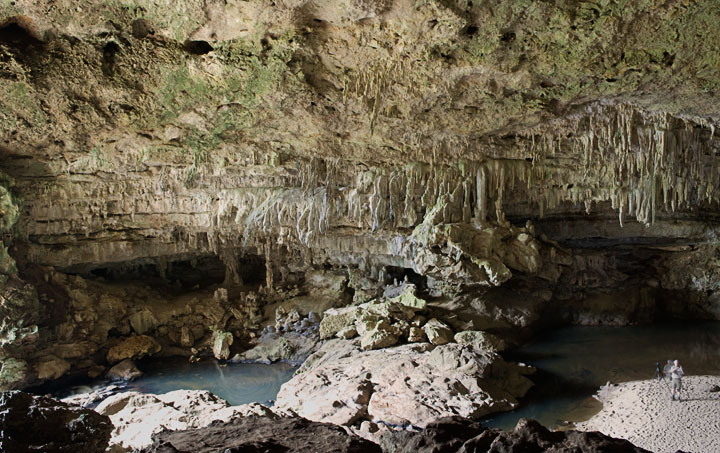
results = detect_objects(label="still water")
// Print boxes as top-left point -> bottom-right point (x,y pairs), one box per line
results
53,359 -> 297,406
481,321 -> 720,430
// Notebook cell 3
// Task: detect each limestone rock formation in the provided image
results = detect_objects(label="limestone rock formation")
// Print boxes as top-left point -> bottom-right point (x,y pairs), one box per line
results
95,390 -> 279,451
142,415 -> 382,453
107,335 -> 162,363
454,330 -> 506,352
1,0 -> 720,405
275,339 -> 534,427
0,390 -> 113,452
107,359 -> 143,381
379,417 -> 650,453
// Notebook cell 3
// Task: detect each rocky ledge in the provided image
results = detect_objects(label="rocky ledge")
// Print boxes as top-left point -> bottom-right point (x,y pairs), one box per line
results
141,414 -> 650,453
0,390 -> 112,452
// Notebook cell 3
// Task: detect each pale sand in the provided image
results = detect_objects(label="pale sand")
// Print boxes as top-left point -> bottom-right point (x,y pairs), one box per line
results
576,376 -> 720,453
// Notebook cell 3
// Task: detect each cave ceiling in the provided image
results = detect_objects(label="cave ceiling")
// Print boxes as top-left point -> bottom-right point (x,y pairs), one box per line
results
0,0 -> 719,270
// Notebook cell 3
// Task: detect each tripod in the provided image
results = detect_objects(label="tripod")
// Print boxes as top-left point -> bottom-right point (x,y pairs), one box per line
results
654,362 -> 672,399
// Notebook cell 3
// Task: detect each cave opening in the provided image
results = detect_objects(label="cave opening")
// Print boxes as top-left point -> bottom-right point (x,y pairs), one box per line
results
63,255 -> 227,291
0,17 -> 44,64
384,266 -> 427,294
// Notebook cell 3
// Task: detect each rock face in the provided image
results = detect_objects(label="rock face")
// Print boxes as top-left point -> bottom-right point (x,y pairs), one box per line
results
142,415 -> 382,453
275,339 -> 534,427
1,0 -> 720,393
379,417 -> 650,453
0,390 -> 112,452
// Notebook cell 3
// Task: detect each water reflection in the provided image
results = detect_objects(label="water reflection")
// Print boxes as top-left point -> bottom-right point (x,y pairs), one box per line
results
482,321 -> 720,430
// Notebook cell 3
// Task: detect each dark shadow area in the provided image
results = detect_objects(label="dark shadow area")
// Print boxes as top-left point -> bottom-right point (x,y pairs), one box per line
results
0,16 -> 45,66
183,39 -> 213,55
385,266 -> 427,293
62,255 -> 227,291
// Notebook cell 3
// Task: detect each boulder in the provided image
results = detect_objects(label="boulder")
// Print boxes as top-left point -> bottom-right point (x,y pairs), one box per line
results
179,326 -> 194,347
423,318 -> 454,345
142,415 -> 382,453
379,416 -> 488,453
0,357 -> 31,391
233,334 -> 294,363
407,326 -> 427,343
211,330 -> 234,360
391,286 -> 427,310
360,319 -> 400,351
276,339 -> 533,427
107,359 -> 143,380
319,306 -> 359,339
336,325 -> 358,339
0,390 -> 112,452
107,335 -> 161,363
379,417 -> 650,453
97,390 -> 279,451
454,330 -> 506,352
34,355 -> 71,380
129,309 -> 159,335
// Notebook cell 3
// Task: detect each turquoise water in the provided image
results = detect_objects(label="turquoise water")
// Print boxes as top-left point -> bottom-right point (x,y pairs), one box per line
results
123,358 -> 297,405
52,358 -> 297,406
482,321 -> 720,430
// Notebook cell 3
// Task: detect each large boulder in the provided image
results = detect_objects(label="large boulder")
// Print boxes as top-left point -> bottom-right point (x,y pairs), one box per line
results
211,330 -> 234,360
107,335 -> 161,363
423,318 -> 454,345
276,339 -> 534,427
454,330 -> 506,352
96,390 -> 278,451
129,309 -> 159,335
142,415 -> 382,453
107,359 -> 143,380
319,306 -> 361,339
0,390 -> 112,452
233,334 -> 295,363
34,355 -> 71,380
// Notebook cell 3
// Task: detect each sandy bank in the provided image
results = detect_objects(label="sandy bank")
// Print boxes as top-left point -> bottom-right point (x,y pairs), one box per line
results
576,376 -> 720,453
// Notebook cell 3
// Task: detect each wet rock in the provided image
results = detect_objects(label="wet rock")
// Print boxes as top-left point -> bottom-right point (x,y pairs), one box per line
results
0,390 -> 112,452
97,390 -> 278,450
107,335 -> 161,363
276,339 -> 533,427
211,330 -> 234,360
107,359 -> 143,380
454,330 -> 506,352
423,318 -> 454,345
141,415 -> 382,453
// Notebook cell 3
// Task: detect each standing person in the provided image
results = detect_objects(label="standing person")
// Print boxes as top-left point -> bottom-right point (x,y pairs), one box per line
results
670,359 -> 684,401
663,360 -> 673,379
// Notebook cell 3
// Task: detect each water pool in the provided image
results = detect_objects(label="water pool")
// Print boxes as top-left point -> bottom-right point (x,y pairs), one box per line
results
482,321 -> 720,430
51,358 -> 297,407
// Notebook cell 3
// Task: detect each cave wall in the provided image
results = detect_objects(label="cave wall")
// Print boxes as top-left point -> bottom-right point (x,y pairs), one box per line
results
1,0 -> 720,388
